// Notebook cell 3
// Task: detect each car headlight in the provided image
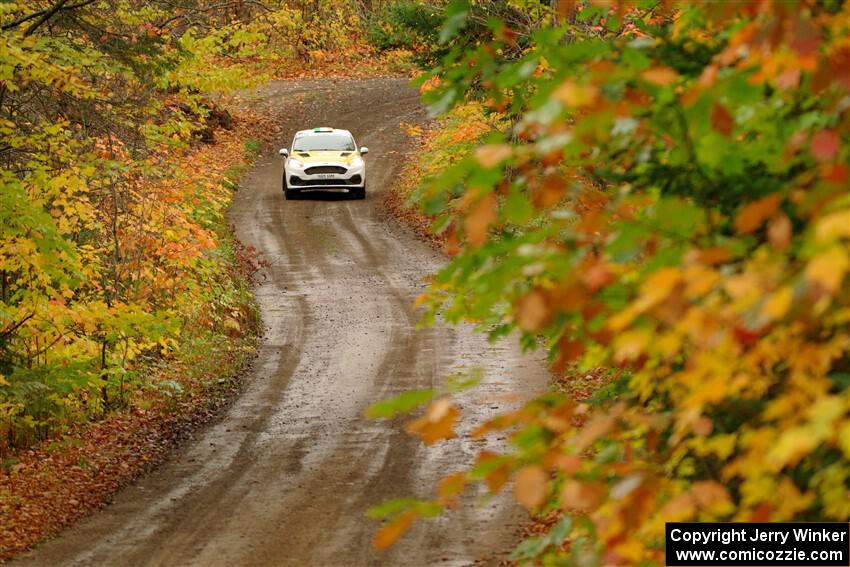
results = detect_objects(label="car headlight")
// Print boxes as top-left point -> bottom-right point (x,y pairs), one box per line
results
288,159 -> 304,169
349,157 -> 364,169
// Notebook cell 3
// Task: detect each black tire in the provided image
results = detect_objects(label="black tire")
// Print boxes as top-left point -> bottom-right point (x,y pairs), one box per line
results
283,169 -> 299,200
351,186 -> 366,200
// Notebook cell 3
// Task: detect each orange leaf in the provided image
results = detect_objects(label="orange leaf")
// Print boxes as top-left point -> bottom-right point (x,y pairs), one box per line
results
437,472 -> 467,505
475,144 -> 512,168
698,246 -> 733,265
535,173 -> 567,208
553,80 -> 599,107
373,510 -> 416,550
735,194 -> 781,233
560,479 -> 606,512
581,262 -> 614,291
641,66 -> 679,86
464,193 -> 497,247
553,336 -> 585,374
710,102 -> 734,136
691,481 -> 731,509
405,398 -> 460,445
515,289 -> 551,331
572,414 -> 615,450
544,452 -> 582,474
486,462 -> 511,493
767,214 -> 792,249
556,0 -> 577,20
514,465 -> 549,510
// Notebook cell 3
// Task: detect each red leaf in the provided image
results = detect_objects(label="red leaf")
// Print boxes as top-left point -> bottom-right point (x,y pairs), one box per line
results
822,163 -> 849,184
830,46 -> 850,90
733,325 -> 761,348
811,129 -> 840,163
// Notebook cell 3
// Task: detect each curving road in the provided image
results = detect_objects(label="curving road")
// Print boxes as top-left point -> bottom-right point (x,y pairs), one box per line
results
13,78 -> 547,567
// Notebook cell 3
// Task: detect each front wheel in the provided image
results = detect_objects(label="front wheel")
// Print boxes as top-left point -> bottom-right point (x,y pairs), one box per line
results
351,186 -> 366,200
284,186 -> 301,200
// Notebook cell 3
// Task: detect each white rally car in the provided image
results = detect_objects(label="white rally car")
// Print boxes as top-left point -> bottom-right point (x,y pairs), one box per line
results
279,127 -> 368,200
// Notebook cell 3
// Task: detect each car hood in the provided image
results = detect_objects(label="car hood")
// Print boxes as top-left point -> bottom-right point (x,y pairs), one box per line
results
291,150 -> 359,164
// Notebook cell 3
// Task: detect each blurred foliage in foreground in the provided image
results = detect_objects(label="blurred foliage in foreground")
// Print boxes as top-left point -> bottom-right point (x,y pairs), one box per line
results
371,0 -> 850,563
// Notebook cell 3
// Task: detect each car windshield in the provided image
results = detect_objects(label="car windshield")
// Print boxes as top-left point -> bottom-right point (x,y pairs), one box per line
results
293,133 -> 355,152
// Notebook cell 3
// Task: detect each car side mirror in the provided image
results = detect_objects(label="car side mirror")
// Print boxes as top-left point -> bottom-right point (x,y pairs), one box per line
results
279,148 -> 289,157
359,146 -> 369,155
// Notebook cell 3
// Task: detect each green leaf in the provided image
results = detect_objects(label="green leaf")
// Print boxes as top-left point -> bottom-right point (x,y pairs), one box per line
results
439,0 -> 469,45
510,535 -> 548,561
504,190 -> 534,225
366,389 -> 434,419
367,497 -> 443,519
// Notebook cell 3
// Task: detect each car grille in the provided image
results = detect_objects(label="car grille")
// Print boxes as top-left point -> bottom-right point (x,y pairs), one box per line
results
290,175 -> 361,186
305,165 -> 347,175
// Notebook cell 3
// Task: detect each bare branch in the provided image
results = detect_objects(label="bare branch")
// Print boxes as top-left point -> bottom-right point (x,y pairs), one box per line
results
1,0 -> 99,34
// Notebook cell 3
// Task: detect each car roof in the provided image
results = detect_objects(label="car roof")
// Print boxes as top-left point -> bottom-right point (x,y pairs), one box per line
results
294,127 -> 352,138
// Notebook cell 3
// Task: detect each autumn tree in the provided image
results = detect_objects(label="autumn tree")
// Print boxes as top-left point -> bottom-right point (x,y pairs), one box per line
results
371,1 -> 850,563
0,0 -> 270,449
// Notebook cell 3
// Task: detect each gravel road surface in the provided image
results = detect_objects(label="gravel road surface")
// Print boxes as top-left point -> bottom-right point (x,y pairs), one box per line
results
13,78 -> 547,567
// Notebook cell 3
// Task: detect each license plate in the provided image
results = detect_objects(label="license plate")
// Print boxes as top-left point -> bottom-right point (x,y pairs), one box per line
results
317,174 -> 336,179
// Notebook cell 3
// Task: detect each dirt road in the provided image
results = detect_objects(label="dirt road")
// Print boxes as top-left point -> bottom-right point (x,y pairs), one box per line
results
13,78 -> 547,567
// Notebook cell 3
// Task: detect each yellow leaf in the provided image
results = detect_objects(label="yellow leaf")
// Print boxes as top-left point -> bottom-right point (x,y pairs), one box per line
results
683,264 -> 720,299
683,375 -> 729,410
839,419 -> 850,459
614,328 -> 651,362
514,465 -> 548,510
772,478 -> 815,521
815,209 -> 850,244
552,80 -> 599,107
767,428 -> 818,470
612,540 -> 646,562
0,375 -> 8,386
763,286 -> 792,320
806,246 -> 849,293
637,268 -> 682,311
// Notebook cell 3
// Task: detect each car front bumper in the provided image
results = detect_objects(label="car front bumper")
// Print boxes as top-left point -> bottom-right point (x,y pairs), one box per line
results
285,169 -> 365,190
